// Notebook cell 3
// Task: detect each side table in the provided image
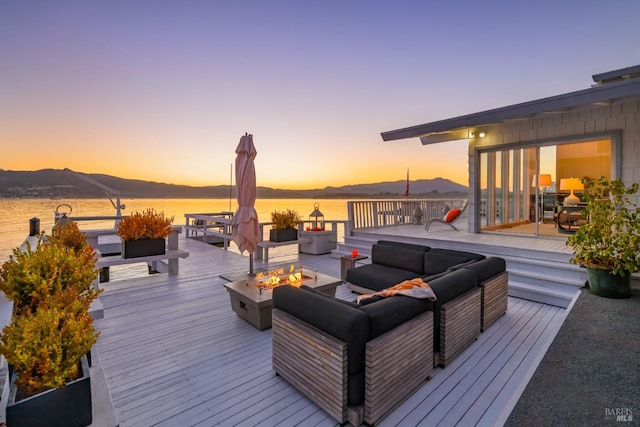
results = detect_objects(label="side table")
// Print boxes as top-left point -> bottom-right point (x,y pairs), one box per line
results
340,254 -> 368,283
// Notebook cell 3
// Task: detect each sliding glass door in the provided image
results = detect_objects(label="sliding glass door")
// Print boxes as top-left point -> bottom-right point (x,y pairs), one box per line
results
478,138 -> 612,237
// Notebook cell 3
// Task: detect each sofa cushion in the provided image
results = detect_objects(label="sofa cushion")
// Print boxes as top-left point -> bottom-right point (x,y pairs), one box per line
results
359,295 -> 433,339
300,284 -> 360,308
371,244 -> 425,274
430,248 -> 486,261
429,268 -> 479,304
423,248 -> 485,275
272,286 -> 368,372
376,240 -> 431,253
428,268 -> 479,352
346,263 -> 420,292
423,252 -> 470,275
461,257 -> 506,283
272,285 -> 369,406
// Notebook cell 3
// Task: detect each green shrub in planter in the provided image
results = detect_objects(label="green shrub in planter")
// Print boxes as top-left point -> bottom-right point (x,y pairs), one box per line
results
0,289 -> 98,395
48,221 -> 90,252
0,222 -> 101,426
0,241 -> 100,315
566,177 -> 640,298
271,209 -> 302,231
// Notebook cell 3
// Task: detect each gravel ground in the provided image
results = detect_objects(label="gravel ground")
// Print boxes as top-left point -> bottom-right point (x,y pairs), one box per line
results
506,288 -> 640,426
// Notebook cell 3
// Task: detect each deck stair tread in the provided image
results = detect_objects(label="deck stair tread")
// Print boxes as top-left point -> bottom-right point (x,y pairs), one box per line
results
508,280 -> 580,307
506,266 -> 585,287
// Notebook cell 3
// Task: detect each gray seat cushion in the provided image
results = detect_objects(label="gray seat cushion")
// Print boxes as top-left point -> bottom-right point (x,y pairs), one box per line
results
359,295 -> 433,339
371,244 -> 425,274
346,263 -> 420,292
377,240 -> 431,253
461,257 -> 506,284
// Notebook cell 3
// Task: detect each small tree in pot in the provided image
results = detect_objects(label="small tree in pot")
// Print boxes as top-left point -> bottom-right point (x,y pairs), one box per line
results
566,177 -> 640,298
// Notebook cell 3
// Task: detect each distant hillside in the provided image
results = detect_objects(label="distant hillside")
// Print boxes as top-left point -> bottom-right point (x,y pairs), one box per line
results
0,169 -> 467,199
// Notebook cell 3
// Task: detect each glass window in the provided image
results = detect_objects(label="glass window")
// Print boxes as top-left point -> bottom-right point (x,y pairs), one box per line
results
477,139 -> 612,237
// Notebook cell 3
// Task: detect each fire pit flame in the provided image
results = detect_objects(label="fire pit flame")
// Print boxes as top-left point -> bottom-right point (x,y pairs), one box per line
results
255,264 -> 304,290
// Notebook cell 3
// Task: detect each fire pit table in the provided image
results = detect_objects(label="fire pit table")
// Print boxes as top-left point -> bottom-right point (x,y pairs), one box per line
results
224,267 -> 341,330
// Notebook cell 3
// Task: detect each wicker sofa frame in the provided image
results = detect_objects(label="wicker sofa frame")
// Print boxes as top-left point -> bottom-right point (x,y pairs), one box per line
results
273,308 -> 434,426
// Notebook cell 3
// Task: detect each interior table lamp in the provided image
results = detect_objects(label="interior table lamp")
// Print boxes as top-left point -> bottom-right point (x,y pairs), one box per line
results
560,177 -> 583,206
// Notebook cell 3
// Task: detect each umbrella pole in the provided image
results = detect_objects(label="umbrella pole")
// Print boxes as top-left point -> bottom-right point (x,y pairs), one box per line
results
249,253 -> 254,275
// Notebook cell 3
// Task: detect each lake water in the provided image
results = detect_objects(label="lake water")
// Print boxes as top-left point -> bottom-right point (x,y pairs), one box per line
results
0,198 -> 351,262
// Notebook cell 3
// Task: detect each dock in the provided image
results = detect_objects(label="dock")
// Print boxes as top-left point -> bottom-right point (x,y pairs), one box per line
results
91,232 -> 570,426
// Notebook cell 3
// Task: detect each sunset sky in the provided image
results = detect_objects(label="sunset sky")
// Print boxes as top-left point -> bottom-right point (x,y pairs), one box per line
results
2,1 -> 638,189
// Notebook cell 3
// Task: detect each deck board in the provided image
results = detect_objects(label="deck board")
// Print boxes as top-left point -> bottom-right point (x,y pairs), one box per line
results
92,233 -> 568,426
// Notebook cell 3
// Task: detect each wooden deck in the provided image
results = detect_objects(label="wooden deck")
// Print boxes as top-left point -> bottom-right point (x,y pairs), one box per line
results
93,233 -> 572,426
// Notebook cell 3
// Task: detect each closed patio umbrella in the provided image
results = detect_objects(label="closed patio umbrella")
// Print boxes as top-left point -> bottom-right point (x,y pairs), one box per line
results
231,133 -> 261,274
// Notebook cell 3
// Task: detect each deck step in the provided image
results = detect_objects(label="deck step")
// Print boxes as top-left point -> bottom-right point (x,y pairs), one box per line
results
508,280 -> 580,308
507,266 -> 585,289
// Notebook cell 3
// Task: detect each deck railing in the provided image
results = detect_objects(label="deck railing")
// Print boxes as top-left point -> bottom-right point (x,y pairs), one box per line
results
347,199 -> 466,232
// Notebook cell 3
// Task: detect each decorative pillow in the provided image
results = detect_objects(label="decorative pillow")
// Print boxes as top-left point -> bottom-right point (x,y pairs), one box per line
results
444,208 -> 461,223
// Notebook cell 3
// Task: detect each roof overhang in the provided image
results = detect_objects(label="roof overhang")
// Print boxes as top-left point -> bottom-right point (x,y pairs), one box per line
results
382,77 -> 640,145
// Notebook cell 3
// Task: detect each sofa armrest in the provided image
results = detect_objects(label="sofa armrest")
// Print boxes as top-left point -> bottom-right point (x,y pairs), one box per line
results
365,310 -> 434,425
272,309 -> 349,423
480,271 -> 509,330
272,285 -> 369,407
461,257 -> 508,331
438,287 -> 481,367
272,285 -> 369,376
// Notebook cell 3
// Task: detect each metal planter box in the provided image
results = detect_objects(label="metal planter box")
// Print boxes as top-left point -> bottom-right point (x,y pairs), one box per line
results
122,237 -> 166,258
6,354 -> 92,427
269,229 -> 298,242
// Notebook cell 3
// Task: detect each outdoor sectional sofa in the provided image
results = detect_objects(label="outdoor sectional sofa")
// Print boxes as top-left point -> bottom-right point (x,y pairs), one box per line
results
271,242 -> 508,426
347,240 -> 509,333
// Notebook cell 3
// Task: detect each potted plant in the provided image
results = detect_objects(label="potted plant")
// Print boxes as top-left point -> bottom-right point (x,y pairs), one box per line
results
0,223 -> 101,427
269,209 -> 302,242
566,177 -> 640,298
116,208 -> 174,258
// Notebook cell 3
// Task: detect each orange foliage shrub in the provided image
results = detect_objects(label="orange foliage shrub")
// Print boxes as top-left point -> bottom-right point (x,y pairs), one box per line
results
116,209 -> 174,240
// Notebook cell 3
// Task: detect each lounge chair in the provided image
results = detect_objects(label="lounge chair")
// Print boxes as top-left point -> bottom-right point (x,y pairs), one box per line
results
425,200 -> 468,231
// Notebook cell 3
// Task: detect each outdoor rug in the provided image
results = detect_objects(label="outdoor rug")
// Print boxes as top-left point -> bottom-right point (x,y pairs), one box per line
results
506,288 -> 640,426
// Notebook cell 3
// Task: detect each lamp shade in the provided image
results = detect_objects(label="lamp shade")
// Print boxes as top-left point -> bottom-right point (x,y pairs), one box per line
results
532,174 -> 552,188
559,178 -> 583,191
560,177 -> 583,206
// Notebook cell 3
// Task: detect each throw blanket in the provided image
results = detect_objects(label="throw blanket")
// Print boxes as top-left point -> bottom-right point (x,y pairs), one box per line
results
356,277 -> 437,303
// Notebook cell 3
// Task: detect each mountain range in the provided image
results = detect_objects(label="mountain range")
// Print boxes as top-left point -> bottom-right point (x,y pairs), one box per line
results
0,169 -> 467,199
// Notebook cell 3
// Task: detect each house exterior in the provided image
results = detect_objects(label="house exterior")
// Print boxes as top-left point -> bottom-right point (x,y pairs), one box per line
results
382,65 -> 640,237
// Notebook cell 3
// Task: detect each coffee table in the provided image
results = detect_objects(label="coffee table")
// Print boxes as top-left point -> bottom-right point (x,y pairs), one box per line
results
224,271 -> 341,330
